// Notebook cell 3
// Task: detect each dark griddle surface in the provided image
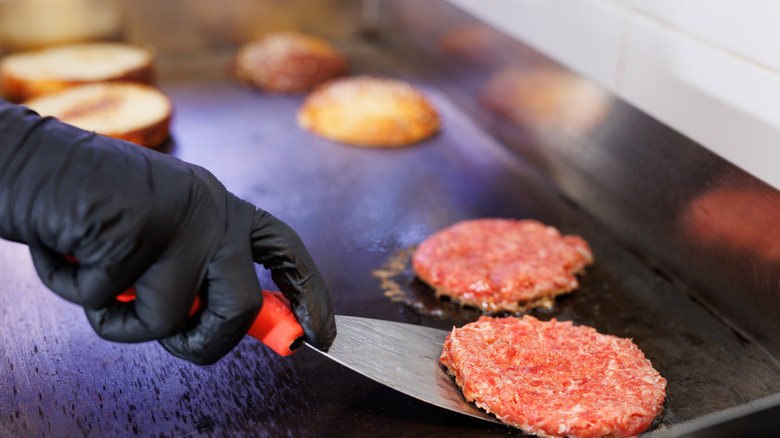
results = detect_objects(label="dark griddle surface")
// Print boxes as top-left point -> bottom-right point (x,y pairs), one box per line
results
1,39 -> 779,437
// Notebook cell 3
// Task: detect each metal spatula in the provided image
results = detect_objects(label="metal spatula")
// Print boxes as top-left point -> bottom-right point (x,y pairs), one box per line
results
250,291 -> 501,424
115,288 -> 499,424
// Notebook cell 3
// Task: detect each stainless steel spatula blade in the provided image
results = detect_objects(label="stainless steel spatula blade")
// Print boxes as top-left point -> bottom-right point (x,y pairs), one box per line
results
309,315 -> 501,424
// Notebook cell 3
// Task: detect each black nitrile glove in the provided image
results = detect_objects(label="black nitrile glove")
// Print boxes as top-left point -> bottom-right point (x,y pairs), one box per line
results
0,99 -> 336,364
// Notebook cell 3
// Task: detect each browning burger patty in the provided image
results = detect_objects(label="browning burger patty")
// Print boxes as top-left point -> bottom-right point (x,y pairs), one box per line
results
412,218 -> 593,313
231,32 -> 347,94
441,315 -> 666,437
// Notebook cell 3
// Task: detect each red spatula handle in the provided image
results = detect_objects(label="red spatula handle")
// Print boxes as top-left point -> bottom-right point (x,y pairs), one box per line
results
247,291 -> 306,355
64,256 -> 304,356
116,288 -> 304,356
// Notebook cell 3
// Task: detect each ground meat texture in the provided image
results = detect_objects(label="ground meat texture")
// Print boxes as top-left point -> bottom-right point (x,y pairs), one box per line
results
441,316 -> 667,438
412,219 -> 593,313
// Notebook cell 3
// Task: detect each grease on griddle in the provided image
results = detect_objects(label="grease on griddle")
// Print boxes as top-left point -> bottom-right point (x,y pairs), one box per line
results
372,246 -> 554,325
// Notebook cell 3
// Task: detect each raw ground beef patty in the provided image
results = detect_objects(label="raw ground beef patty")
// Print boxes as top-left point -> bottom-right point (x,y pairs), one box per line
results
412,218 -> 593,313
441,315 -> 667,437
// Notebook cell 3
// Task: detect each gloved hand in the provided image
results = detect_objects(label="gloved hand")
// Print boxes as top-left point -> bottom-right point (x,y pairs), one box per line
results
0,99 -> 336,364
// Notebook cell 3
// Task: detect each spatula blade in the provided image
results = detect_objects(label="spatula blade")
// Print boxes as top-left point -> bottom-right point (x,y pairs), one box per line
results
309,315 -> 501,424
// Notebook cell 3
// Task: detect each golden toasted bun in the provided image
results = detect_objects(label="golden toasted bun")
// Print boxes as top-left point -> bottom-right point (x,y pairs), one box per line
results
1,42 -> 154,102
24,82 -> 172,148
232,32 -> 347,94
297,76 -> 440,147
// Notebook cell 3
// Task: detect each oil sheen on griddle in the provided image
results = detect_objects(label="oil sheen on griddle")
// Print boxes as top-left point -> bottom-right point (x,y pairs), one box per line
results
373,246 -> 569,325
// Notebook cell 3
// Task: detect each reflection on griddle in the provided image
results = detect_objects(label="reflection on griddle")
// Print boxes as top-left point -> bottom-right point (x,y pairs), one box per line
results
436,24 -> 517,67
481,66 -> 610,135
679,186 -> 780,263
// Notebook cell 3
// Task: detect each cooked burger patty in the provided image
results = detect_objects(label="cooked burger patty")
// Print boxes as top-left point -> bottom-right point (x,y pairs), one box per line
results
412,218 -> 593,313
441,315 -> 666,437
231,32 -> 347,94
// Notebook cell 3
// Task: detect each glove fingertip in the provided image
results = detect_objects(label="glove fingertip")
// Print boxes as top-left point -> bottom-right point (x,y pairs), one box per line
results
85,306 -> 124,341
158,307 -> 259,365
293,302 -> 336,352
159,336 -> 220,366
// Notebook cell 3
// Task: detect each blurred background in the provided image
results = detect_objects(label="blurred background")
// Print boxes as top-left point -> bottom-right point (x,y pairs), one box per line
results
2,0 -> 776,191
0,0 -> 361,53
450,0 -> 780,191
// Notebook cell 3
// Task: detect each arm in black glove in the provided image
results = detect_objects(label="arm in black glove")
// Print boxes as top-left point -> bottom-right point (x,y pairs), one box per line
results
0,98 -> 336,364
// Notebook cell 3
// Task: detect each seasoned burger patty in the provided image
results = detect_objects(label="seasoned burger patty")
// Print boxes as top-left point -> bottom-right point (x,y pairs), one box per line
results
231,32 -> 347,94
441,316 -> 666,437
412,219 -> 593,313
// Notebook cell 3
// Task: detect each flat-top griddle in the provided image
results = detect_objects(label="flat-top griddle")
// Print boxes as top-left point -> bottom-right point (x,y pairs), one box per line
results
1,1 -> 779,436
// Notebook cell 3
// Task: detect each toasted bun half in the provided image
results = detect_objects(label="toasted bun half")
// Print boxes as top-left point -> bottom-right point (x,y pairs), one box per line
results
1,42 -> 154,102
24,82 -> 172,148
297,76 -> 440,147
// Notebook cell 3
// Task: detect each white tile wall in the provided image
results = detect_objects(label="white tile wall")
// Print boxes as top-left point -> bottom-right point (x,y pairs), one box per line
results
621,14 -> 780,186
448,0 -> 780,189
447,0 -> 625,89
621,0 -> 780,73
